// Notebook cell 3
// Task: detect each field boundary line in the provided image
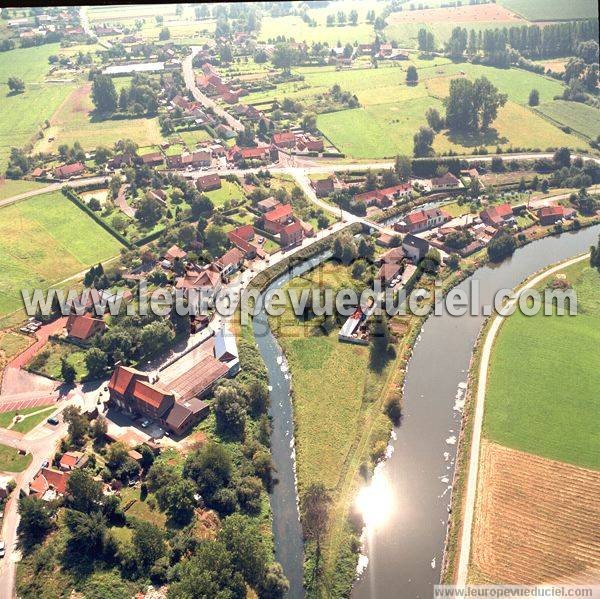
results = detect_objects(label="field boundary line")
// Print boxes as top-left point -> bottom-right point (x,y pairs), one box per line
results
456,251 -> 591,585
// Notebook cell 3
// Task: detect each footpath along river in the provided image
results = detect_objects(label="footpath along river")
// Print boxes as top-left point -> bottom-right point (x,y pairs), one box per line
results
252,224 -> 600,599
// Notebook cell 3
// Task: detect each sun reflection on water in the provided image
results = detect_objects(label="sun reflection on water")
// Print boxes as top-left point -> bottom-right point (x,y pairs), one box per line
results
355,471 -> 395,531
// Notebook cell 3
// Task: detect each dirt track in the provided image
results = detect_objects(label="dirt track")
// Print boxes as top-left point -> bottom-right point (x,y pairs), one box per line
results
471,440 -> 600,584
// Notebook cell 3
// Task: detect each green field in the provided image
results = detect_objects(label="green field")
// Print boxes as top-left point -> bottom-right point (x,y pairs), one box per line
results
484,261 -> 600,470
33,84 -> 164,154
0,443 -> 32,472
536,100 -> 600,141
0,179 -> 48,201
319,96 -> 444,158
498,0 -> 598,20
0,191 -> 123,317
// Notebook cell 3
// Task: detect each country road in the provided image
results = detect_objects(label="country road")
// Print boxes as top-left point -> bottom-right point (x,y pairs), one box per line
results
182,47 -> 245,133
455,251 -> 591,587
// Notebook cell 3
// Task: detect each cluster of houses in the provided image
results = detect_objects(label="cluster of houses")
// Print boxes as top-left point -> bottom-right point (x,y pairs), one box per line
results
197,62 -> 247,105
257,198 -> 313,248
7,8 -> 81,42
271,130 -> 325,154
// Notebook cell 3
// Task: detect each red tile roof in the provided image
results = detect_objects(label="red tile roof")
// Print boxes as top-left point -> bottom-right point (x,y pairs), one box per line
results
264,203 -> 293,222
30,468 -> 71,498
229,224 -> 254,242
216,247 -> 244,269
196,173 -> 221,191
131,379 -> 172,410
108,364 -> 146,396
66,314 -> 106,341
165,244 -> 187,261
281,219 -> 303,235
54,162 -> 84,178
272,131 -> 296,145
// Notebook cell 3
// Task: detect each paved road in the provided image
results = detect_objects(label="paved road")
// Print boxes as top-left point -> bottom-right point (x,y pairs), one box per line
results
0,176 -> 110,210
182,47 -> 245,133
455,252 -> 590,586
0,404 -> 71,599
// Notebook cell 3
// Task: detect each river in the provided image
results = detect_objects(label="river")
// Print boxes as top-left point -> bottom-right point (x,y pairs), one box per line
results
253,225 -> 599,599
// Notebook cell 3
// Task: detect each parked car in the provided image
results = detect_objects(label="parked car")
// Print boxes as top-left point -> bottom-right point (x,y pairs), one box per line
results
47,417 -> 59,426
140,420 -> 149,429
0,541 -> 5,558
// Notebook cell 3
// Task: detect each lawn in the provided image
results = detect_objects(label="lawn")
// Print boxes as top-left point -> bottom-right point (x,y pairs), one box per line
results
0,404 -> 54,429
28,341 -> 88,382
0,190 -> 124,317
0,330 -> 31,358
120,485 -> 167,527
177,128 -> 213,149
33,84 -> 164,154
0,43 -> 61,82
0,443 -> 32,472
11,406 -> 57,434
206,179 -> 245,209
498,0 -> 598,20
484,262 -> 600,470
536,100 -> 600,141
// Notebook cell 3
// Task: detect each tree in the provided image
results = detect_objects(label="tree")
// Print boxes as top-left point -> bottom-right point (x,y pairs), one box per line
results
528,88 -> 539,106
394,154 -> 412,181
263,562 -> 290,599
85,347 -> 108,379
62,405 -> 88,445
413,126 -> 434,157
61,358 -> 76,384
139,320 -> 175,359
553,147 -> 571,168
487,232 -> 517,262
426,107 -> 444,131
7,76 -> 25,93
64,509 -> 107,559
135,194 -> 163,227
219,514 -> 269,588
214,385 -> 246,438
300,483 -> 330,555
446,27 -> 467,59
91,415 -> 108,441
247,379 -> 269,416
590,233 -> 600,272
406,65 -> 418,85
159,26 -> 170,41
183,443 -> 233,497
204,224 -> 228,257
169,540 -> 246,599
91,75 -> 117,113
17,496 -> 54,551
156,477 -> 196,525
132,520 -> 166,575
67,468 -> 104,513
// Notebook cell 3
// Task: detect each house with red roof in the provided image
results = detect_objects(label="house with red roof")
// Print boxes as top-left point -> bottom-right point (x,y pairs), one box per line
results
376,262 -> 403,286
108,364 -> 175,421
431,171 -> 462,190
257,197 -> 281,213
280,219 -> 304,247
140,152 -> 164,167
54,162 -> 85,179
196,173 -> 221,192
271,131 -> 296,149
480,203 -> 515,228
175,264 -> 222,299
29,467 -> 71,501
395,207 -> 451,234
227,225 -> 265,260
216,247 -> 245,276
262,203 -> 294,234
66,314 -> 107,342
165,244 -> 187,262
59,451 -> 88,471
537,205 -> 576,226
312,176 -> 335,197
228,145 -> 274,164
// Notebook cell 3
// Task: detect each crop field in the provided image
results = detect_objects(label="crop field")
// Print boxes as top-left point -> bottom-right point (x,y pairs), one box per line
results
536,100 -> 600,140
0,191 -> 123,317
483,262 -> 600,470
470,440 -> 600,584
498,0 -> 598,21
34,84 -> 164,154
259,15 -> 375,45
387,4 -> 522,24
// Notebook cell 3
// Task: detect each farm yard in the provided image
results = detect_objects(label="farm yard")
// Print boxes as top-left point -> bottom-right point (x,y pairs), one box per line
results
0,191 -> 123,318
483,261 -> 600,470
470,440 -> 600,584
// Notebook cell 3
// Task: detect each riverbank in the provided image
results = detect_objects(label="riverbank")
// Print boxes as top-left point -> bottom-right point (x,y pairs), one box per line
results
444,245 -> 599,584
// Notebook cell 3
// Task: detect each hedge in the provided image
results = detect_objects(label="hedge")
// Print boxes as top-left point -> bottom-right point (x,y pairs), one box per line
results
62,187 -> 132,249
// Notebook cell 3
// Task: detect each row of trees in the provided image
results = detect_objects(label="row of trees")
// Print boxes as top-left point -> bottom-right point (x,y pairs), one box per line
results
91,73 -> 160,116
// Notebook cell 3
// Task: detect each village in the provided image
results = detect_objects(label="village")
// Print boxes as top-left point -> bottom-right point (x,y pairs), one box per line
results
0,2 -> 599,599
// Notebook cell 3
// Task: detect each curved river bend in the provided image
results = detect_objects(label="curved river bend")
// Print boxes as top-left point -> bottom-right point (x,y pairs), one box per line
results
253,226 -> 599,599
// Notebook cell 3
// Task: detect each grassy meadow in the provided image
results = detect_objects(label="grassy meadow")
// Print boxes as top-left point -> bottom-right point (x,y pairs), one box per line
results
498,0 -> 598,20
484,261 -> 600,470
33,84 -> 164,154
536,100 -> 600,141
0,191 -> 123,317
